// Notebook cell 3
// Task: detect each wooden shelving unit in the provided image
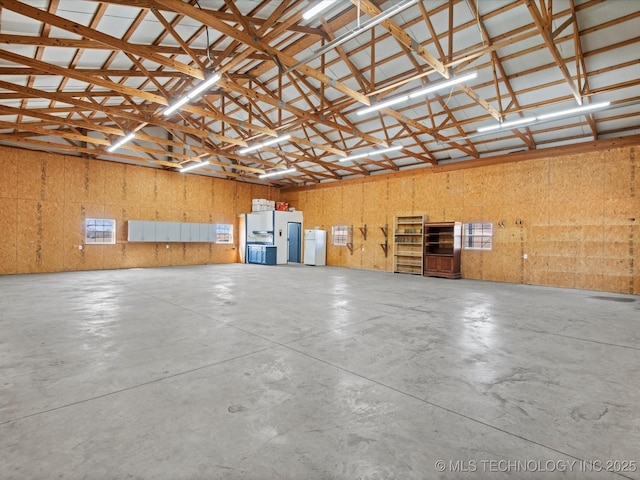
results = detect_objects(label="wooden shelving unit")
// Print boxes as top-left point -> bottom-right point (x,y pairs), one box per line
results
423,222 -> 462,279
393,214 -> 426,274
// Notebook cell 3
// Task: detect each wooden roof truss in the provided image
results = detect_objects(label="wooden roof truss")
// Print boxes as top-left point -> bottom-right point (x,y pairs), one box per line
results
0,0 -> 638,186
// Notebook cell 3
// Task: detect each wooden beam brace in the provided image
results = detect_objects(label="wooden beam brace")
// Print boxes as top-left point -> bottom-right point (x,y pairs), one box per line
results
216,78 -> 387,147
0,34 -> 272,59
0,49 -> 168,106
0,0 -> 204,79
288,135 -> 347,157
552,13 -> 576,39
86,0 -> 325,37
351,0 -> 449,79
0,79 -> 244,148
381,108 -> 476,158
456,83 -> 502,121
150,0 -> 370,106
0,67 -> 188,77
523,0 -> 582,104
150,6 -> 205,71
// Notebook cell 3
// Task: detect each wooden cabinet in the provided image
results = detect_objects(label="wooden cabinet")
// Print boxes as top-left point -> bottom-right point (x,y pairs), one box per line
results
423,222 -> 462,279
393,215 -> 426,275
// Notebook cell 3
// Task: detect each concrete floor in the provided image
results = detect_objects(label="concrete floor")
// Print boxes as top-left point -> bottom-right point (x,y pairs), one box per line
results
1,264 -> 639,480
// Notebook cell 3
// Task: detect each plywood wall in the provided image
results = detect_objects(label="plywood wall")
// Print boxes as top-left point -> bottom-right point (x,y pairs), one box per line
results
283,145 -> 639,295
0,146 -> 273,275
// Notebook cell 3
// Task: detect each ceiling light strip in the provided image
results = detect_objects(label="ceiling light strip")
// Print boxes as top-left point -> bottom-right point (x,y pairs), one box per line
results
259,167 -> 297,179
477,117 -> 537,133
537,101 -> 611,120
339,145 -> 402,162
287,0 -> 419,73
179,160 -> 210,173
107,132 -> 135,153
476,101 -> 611,133
303,0 -> 336,20
356,72 -> 477,116
239,134 -> 291,155
408,71 -> 478,98
164,72 -> 222,116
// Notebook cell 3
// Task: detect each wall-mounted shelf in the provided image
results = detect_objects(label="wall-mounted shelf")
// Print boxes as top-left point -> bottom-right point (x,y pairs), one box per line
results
380,224 -> 388,257
346,225 -> 354,255
359,224 -> 367,240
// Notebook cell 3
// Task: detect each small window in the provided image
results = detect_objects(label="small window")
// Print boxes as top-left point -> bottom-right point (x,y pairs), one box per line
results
463,222 -> 493,250
214,223 -> 233,244
85,218 -> 116,245
331,225 -> 348,246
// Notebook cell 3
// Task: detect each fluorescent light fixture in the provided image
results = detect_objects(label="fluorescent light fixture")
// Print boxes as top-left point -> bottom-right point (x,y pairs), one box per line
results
356,72 -> 477,116
537,101 -> 610,120
475,101 -> 611,133
408,71 -> 478,98
239,134 -> 291,154
303,0 -> 336,20
371,145 -> 403,156
107,132 -> 135,152
477,117 -> 537,133
179,160 -> 210,173
163,72 -> 221,116
185,72 -> 222,100
163,96 -> 190,116
261,134 -> 291,148
288,0 -> 418,73
259,167 -> 296,179
339,145 -> 402,162
357,96 -> 410,116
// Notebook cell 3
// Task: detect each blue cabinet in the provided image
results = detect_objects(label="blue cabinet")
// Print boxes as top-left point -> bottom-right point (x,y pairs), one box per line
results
247,245 -> 277,265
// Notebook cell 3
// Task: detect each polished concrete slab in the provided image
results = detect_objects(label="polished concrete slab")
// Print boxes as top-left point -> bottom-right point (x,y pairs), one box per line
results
1,264 -> 638,479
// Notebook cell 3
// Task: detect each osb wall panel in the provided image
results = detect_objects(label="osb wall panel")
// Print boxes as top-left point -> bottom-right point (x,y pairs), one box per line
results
0,145 -> 270,275
282,145 -> 639,295
0,198 -> 18,275
0,148 -> 19,199
16,199 -> 64,273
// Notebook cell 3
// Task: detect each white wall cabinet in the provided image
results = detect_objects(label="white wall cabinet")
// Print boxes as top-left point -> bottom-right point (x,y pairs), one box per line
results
128,220 -> 219,243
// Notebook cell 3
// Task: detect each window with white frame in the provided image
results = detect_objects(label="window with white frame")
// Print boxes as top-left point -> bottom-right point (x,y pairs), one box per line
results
214,223 -> 233,244
85,218 -> 116,244
331,225 -> 348,246
463,222 -> 493,250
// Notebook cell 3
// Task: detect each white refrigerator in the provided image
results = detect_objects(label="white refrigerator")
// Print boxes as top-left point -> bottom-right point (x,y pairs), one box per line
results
304,229 -> 326,266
